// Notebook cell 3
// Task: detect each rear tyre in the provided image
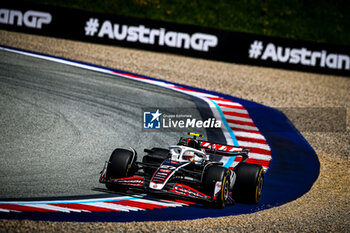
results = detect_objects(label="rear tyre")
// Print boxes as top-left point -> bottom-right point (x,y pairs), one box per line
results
203,166 -> 231,208
233,163 -> 264,204
105,148 -> 137,190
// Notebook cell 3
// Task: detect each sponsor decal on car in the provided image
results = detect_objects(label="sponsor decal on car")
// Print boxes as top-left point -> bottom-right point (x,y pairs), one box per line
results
170,183 -> 211,200
112,177 -> 144,187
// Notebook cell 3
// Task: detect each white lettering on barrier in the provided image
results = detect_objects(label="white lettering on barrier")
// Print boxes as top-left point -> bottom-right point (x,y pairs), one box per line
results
95,19 -> 218,52
250,40 -> 350,70
0,9 -> 52,29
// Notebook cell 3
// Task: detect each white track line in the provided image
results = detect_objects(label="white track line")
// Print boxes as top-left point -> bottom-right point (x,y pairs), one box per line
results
233,131 -> 265,140
237,141 -> 271,151
24,204 -> 84,213
133,198 -> 184,207
224,115 -> 253,122
83,202 -> 143,212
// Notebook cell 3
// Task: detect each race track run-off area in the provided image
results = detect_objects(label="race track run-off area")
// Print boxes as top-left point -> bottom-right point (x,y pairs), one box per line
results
0,46 -> 320,222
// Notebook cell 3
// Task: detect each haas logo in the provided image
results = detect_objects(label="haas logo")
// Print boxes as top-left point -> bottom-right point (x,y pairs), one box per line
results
0,9 -> 52,29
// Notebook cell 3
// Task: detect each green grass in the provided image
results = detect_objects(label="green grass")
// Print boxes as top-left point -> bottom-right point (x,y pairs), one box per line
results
23,0 -> 350,46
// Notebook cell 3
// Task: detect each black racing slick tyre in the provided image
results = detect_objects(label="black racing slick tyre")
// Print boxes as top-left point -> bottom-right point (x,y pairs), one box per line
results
105,148 -> 137,191
106,148 -> 137,180
203,166 -> 231,208
233,163 -> 264,204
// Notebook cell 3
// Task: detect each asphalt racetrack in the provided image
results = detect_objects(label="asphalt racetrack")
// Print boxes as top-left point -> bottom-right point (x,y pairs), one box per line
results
0,49 -> 207,199
0,46 -> 321,223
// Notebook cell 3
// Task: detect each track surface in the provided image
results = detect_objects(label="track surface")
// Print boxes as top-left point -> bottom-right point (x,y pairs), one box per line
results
0,50 -> 206,198
0,47 -> 319,223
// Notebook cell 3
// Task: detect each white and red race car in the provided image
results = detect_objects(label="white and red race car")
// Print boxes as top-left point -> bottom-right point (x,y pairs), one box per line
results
99,133 -> 264,208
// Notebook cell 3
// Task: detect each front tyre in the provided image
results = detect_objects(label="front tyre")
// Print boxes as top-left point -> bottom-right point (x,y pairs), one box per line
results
105,148 -> 137,190
203,166 -> 231,208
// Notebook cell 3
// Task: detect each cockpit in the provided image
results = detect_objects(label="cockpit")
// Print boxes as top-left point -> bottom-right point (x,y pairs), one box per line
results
169,146 -> 207,163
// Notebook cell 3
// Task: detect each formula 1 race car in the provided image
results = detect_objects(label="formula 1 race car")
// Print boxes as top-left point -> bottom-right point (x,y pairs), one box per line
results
99,133 -> 264,208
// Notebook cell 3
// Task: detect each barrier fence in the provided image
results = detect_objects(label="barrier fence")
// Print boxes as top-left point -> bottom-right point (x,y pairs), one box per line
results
1,1 -> 349,77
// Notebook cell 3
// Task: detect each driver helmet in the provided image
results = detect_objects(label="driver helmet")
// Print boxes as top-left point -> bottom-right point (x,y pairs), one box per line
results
183,150 -> 195,161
